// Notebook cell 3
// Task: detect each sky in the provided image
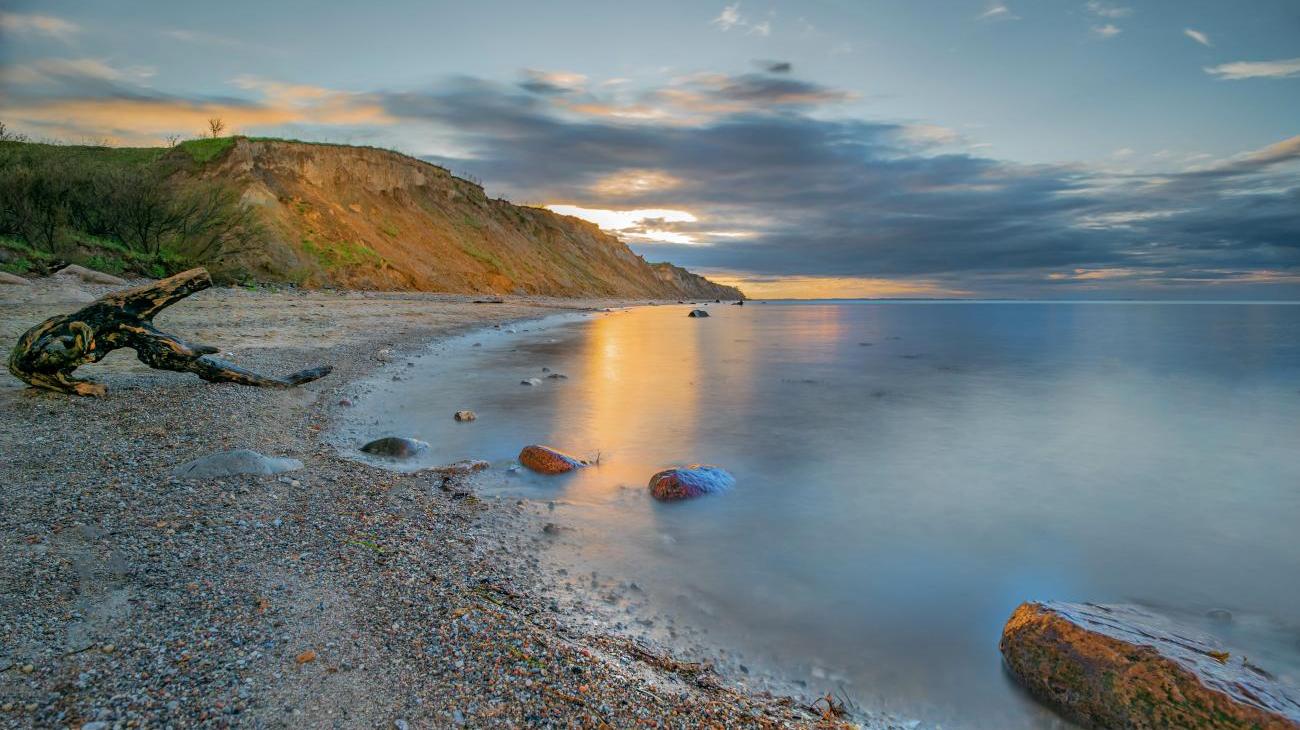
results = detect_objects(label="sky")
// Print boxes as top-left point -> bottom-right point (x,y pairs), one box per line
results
1,0 -> 1298,299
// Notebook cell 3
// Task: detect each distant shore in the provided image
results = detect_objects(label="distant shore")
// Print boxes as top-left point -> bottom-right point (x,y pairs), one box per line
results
0,277 -> 844,728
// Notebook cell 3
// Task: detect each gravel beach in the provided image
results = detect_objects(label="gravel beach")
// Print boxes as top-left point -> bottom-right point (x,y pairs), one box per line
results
0,278 -> 843,728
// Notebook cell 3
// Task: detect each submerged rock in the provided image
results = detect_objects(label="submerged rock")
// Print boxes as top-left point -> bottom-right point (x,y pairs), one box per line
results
648,465 -> 735,501
173,449 -> 303,479
453,410 -> 477,422
688,309 -> 710,318
520,377 -> 542,386
361,436 -> 430,459
546,373 -> 568,380
1000,601 -> 1300,729
518,445 -> 586,474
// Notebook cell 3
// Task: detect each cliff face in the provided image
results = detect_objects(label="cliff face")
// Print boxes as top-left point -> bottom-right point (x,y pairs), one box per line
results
194,139 -> 743,299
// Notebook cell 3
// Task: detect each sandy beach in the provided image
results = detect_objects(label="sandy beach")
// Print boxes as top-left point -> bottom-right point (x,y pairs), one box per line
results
0,278 -> 843,728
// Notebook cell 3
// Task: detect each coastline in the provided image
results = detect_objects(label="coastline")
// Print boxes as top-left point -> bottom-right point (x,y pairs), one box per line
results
0,279 -> 844,728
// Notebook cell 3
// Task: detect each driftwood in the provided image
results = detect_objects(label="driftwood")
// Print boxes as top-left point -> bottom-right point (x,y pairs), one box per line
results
7,267 -> 331,396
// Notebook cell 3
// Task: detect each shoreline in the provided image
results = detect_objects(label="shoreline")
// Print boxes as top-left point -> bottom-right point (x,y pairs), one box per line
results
0,279 -> 845,728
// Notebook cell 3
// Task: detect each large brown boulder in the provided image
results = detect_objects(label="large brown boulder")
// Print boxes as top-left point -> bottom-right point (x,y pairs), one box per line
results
518,445 -> 586,474
1000,601 -> 1300,729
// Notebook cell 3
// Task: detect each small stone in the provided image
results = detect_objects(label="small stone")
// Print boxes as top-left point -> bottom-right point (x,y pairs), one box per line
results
518,445 -> 586,475
338,398 -> 354,407
648,465 -> 736,501
81,722 -> 109,730
361,437 -> 430,459
688,309 -> 710,318
20,664 -> 34,674
542,523 -> 562,535
520,377 -> 542,386
394,720 -> 410,730
295,649 -> 317,664
373,348 -> 394,362
101,643 -> 115,653
453,410 -> 477,422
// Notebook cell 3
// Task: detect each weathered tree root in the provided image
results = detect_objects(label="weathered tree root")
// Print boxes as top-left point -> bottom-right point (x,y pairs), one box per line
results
7,267 -> 332,396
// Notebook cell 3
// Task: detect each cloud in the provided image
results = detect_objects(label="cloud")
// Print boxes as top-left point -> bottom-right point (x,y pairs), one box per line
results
758,60 -> 793,74
1183,28 -> 1212,47
1205,57 -> 1300,80
1085,1 -> 1132,19
978,3 -> 1019,21
711,3 -> 772,36
0,11 -> 79,40
711,3 -> 743,31
518,69 -> 587,95
1,66 -> 391,144
5,65 -> 1296,297
1091,24 -> 1122,39
365,72 -> 1299,297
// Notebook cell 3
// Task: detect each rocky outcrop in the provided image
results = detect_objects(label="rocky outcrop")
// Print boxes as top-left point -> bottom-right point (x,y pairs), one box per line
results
192,138 -> 744,299
648,465 -> 735,501
518,445 -> 586,475
1000,601 -> 1300,729
649,262 -> 743,301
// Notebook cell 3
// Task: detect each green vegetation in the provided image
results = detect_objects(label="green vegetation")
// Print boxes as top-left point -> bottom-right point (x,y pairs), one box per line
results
0,137 -> 257,277
300,237 -> 384,270
176,136 -> 236,164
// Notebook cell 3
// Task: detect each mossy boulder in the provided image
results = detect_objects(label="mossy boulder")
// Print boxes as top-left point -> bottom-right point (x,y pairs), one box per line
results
1000,601 -> 1300,729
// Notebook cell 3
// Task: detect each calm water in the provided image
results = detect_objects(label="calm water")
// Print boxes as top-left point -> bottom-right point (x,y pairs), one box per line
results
338,301 -> 1300,728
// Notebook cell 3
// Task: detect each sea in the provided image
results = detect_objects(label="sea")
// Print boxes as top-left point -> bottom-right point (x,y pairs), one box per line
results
336,300 -> 1300,728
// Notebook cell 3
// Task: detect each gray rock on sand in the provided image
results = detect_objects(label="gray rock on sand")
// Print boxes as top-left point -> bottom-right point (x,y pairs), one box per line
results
173,449 -> 304,479
361,436 -> 430,458
688,309 -> 710,318
53,264 -> 127,286
0,271 -> 31,286
373,348 -> 395,363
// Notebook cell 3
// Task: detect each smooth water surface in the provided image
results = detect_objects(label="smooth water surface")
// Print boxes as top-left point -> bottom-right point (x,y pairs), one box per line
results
338,302 -> 1300,728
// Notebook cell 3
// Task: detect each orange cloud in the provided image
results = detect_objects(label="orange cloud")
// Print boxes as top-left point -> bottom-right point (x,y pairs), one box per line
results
705,274 -> 969,299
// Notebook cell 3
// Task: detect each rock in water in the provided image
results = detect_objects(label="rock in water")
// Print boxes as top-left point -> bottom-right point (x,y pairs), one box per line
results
518,445 -> 586,474
454,410 -> 477,422
688,309 -> 710,318
173,449 -> 304,479
361,436 -> 430,458
521,377 -> 542,386
648,465 -> 735,501
1000,601 -> 1300,729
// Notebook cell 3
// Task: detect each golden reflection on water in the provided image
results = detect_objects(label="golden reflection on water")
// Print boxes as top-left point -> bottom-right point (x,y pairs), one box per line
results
545,307 -> 772,501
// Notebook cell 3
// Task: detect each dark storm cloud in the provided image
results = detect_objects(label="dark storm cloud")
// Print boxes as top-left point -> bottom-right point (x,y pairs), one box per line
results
378,74 -> 1300,293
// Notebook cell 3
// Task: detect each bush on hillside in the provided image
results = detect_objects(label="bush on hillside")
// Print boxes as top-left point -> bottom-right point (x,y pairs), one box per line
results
0,141 -> 261,276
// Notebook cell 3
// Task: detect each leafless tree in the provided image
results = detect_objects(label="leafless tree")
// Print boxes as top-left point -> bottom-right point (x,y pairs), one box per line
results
207,118 -> 226,138
0,121 -> 30,143
166,134 -> 181,147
